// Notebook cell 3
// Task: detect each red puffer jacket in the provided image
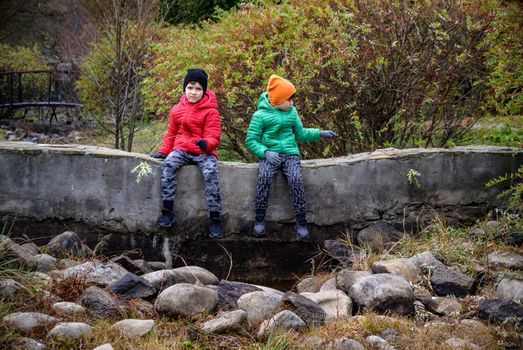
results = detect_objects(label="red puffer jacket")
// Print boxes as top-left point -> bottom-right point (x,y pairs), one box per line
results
159,89 -> 221,158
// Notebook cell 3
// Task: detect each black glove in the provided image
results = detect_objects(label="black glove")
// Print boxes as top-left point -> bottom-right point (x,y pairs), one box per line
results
195,139 -> 208,151
320,130 -> 337,138
151,152 -> 167,159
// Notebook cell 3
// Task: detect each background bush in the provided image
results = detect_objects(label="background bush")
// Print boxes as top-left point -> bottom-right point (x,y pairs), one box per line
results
143,0 -> 496,161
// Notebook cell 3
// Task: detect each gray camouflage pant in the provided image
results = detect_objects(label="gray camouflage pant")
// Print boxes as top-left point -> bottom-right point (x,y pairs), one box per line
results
255,154 -> 306,220
161,150 -> 221,212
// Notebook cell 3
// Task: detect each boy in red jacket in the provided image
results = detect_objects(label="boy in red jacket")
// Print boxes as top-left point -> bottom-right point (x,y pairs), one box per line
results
151,68 -> 222,237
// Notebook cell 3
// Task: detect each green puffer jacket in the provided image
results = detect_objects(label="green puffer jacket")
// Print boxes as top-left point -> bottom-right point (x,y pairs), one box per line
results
245,92 -> 320,159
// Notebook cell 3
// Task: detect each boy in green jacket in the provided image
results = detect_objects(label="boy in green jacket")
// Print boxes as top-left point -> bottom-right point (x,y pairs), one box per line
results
245,74 -> 336,239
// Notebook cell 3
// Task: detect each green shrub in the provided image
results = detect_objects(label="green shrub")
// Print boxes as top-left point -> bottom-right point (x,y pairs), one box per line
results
0,43 -> 47,72
481,0 -> 523,116
143,0 -> 495,161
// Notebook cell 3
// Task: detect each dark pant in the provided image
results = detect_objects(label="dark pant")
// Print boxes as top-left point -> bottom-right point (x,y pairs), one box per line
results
161,150 -> 221,212
255,154 -> 306,224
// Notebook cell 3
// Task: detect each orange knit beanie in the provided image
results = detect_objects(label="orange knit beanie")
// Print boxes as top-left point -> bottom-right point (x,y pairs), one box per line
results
267,74 -> 296,106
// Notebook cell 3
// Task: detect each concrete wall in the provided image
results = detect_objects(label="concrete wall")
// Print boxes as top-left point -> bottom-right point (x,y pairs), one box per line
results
1,142 -> 521,237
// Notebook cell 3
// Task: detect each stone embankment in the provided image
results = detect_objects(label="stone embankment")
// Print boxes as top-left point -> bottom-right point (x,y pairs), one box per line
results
1,230 -> 522,349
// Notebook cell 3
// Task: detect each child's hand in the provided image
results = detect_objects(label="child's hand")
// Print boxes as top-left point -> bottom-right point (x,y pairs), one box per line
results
195,139 -> 208,151
264,151 -> 282,166
320,130 -> 337,138
151,152 -> 167,159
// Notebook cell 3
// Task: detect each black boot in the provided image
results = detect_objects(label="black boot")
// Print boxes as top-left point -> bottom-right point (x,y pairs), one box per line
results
209,211 -> 222,238
253,209 -> 266,237
157,200 -> 175,228
295,213 -> 309,239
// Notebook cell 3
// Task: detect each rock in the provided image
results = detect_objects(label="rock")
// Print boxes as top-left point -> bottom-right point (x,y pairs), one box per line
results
201,309 -> 247,334
430,267 -> 475,297
296,276 -> 320,293
216,280 -> 262,309
504,229 -> 523,247
35,254 -> 58,273
380,328 -> 400,343
172,266 -> 219,285
486,220 -> 500,228
322,240 -> 361,268
445,337 -> 481,350
2,312 -> 58,333
416,296 -> 462,316
336,270 -> 372,294
257,310 -> 306,338
110,319 -> 156,338
155,283 -> 218,318
93,344 -> 114,350
20,242 -> 40,256
408,252 -> 446,270
488,251 -> 523,271
0,279 -> 31,300
252,284 -> 285,296
325,338 -> 365,350
147,261 -> 167,271
81,244 -> 94,257
496,277 -> 523,302
110,255 -> 150,275
237,291 -> 282,325
357,221 -> 403,252
478,298 -> 523,328
80,286 -> 120,318
106,272 -> 156,300
301,290 -> 352,322
459,319 -> 485,328
142,269 -> 181,292
350,273 -> 414,316
0,235 -> 37,270
48,322 -> 92,340
45,231 -> 83,257
320,277 -> 337,291
58,258 -> 80,269
371,258 -> 421,283
303,335 -> 326,350
30,272 -> 52,288
133,259 -> 153,274
365,335 -> 395,350
51,302 -> 86,317
280,291 -> 326,327
62,261 -> 128,287
13,337 -> 47,350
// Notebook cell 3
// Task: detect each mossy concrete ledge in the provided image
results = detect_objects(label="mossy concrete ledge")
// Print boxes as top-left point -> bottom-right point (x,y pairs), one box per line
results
1,142 -> 522,238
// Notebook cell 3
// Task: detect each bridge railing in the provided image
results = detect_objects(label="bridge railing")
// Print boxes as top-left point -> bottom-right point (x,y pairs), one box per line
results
0,69 -> 82,110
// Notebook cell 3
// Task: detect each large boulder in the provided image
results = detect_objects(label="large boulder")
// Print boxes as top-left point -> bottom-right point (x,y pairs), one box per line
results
0,235 -> 37,270
488,251 -> 523,271
106,272 -> 156,300
141,269 -> 182,292
48,322 -> 92,340
257,310 -> 306,339
201,310 -> 247,334
430,267 -> 475,297
357,221 -> 403,252
45,231 -> 83,257
2,312 -> 58,334
350,273 -> 414,315
322,240 -> 360,268
371,258 -> 421,283
62,261 -> 128,287
301,290 -> 352,322
216,280 -> 262,309
416,296 -> 462,316
155,283 -> 218,318
237,291 -> 282,326
35,254 -> 57,273
496,276 -> 523,302
478,299 -> 523,328
110,319 -> 156,338
336,270 -> 372,294
280,291 -> 326,327
0,279 -> 31,300
51,302 -> 86,317
110,255 -> 151,275
80,286 -> 121,318
172,266 -> 219,285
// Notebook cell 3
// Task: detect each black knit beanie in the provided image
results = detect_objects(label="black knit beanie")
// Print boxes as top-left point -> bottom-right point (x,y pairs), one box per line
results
183,68 -> 208,95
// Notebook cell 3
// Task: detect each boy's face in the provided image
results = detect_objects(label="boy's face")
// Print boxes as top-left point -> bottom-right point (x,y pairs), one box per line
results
185,81 -> 204,103
274,98 -> 293,111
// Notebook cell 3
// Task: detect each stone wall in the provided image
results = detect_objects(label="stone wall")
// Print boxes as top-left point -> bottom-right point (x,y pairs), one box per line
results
1,142 -> 521,239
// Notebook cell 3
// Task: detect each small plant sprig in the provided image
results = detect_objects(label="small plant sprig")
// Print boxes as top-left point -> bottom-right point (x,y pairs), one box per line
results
485,165 -> 522,210
407,169 -> 422,188
131,161 -> 153,184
